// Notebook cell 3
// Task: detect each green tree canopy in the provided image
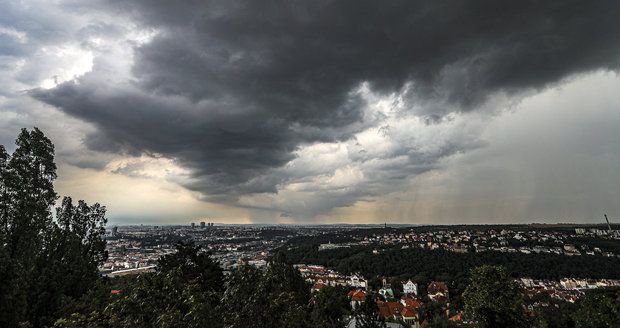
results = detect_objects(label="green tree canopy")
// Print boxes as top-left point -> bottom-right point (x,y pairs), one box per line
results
57,242 -> 224,328
463,265 -> 529,328
572,288 -> 620,328
310,285 -> 351,328
353,292 -> 385,328
0,128 -> 108,328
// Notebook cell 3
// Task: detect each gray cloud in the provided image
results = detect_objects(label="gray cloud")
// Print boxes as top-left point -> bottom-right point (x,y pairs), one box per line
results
29,0 -> 620,216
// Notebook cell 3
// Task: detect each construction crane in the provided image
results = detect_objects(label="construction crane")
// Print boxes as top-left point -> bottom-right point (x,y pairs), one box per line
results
604,214 -> 612,232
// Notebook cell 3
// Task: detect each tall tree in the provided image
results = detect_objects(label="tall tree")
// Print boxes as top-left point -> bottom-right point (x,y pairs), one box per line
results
463,265 -> 529,328
28,197 -> 108,326
0,128 -> 108,328
0,145 -> 10,236
0,128 -> 58,327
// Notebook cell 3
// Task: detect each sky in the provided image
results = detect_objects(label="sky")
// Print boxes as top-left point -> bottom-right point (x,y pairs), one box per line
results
1,0 -> 620,225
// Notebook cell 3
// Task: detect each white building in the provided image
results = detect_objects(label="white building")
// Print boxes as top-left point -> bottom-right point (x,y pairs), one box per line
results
349,274 -> 367,289
402,279 -> 418,296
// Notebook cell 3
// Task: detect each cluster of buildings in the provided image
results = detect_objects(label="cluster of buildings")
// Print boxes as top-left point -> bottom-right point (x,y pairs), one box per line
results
322,227 -> 619,257
519,277 -> 620,303
297,264 -> 367,290
348,283 -> 453,328
101,238 -> 174,276
299,264 -> 456,328
102,224 -> 296,275
102,224 -> 618,277
100,224 -> 618,327
304,264 -> 619,327
348,280 -> 454,328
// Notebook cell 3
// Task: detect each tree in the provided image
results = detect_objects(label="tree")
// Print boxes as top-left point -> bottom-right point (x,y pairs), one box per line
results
463,265 -> 529,328
353,292 -> 385,328
0,128 -> 108,328
0,128 -> 58,328
158,242 -> 224,293
418,300 -> 446,324
572,289 -> 620,328
28,197 -> 107,326
222,264 -> 269,328
57,243 -> 224,328
428,316 -> 458,328
368,276 -> 382,291
222,253 -> 312,328
389,277 -> 403,298
310,285 -> 350,328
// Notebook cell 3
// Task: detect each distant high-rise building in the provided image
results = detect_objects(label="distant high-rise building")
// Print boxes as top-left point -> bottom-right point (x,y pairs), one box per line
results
112,226 -> 118,236
200,222 -> 206,228
191,222 -> 196,228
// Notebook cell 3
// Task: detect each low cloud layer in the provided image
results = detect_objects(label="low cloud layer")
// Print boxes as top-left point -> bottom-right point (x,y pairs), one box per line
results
3,0 -> 620,221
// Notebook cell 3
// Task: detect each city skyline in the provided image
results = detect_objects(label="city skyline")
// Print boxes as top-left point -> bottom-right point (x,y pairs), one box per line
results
2,1 -> 620,224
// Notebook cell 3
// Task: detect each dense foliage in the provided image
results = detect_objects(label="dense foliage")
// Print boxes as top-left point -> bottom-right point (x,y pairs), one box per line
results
55,245 -> 356,328
0,128 -> 107,328
284,243 -> 620,302
286,244 -> 620,280
463,265 -> 530,328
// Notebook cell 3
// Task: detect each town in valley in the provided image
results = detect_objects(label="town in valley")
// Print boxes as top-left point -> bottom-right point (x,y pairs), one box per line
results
102,222 -> 620,327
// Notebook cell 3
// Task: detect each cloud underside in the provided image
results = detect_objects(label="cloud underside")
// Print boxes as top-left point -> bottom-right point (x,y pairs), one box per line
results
30,0 -> 620,218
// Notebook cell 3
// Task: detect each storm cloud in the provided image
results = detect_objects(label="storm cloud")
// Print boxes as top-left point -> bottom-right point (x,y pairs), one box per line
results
26,0 -> 620,218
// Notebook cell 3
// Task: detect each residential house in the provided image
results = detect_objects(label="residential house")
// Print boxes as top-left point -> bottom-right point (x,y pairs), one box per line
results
402,279 -> 418,296
427,281 -> 449,302
348,290 -> 367,310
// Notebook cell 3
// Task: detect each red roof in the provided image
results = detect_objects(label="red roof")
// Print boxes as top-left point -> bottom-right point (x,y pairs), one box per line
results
449,313 -> 463,321
401,307 -> 417,318
378,305 -> 392,318
377,301 -> 403,318
349,290 -> 367,302
402,298 -> 423,309
312,282 -> 327,290
110,290 -> 121,294
427,281 -> 448,294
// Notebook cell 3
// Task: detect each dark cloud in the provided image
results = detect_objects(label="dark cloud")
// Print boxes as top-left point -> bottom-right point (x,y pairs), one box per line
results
32,0 -> 620,207
118,0 -> 620,107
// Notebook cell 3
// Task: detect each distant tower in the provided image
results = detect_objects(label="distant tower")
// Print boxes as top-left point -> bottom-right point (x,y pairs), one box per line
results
112,226 -> 118,237
200,221 -> 206,229
191,222 -> 196,229
604,214 -> 612,232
